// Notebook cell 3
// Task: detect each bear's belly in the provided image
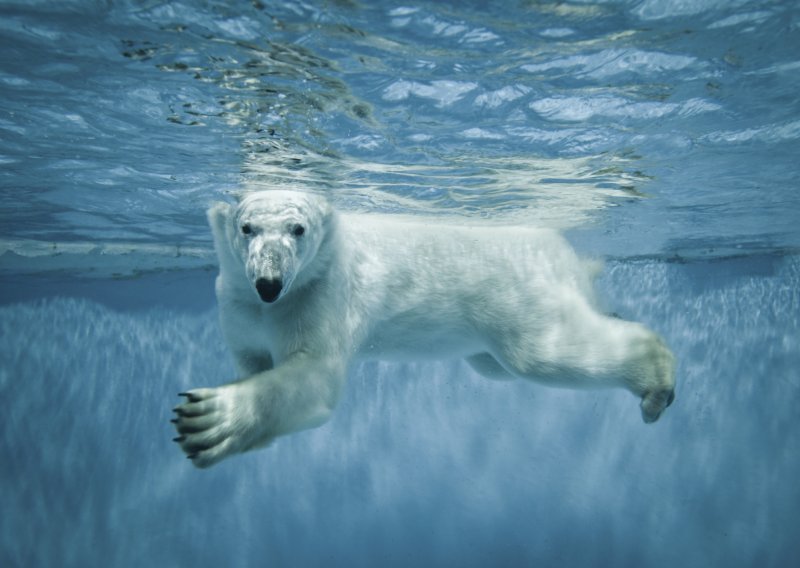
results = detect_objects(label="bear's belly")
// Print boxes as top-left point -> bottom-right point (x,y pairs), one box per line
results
355,315 -> 482,362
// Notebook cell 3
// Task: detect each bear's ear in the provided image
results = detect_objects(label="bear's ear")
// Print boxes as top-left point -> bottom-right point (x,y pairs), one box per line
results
314,192 -> 333,217
229,189 -> 249,203
207,202 -> 233,244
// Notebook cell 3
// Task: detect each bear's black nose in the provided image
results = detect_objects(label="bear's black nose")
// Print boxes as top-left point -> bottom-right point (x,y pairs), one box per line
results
255,278 -> 282,303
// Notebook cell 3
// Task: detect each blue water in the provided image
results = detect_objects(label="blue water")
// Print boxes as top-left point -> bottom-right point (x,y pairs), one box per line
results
1,1 -> 799,566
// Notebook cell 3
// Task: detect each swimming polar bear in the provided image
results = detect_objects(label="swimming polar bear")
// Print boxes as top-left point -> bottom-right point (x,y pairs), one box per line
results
173,190 -> 675,468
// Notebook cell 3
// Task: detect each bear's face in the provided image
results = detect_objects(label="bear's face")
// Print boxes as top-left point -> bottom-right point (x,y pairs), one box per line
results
231,190 -> 331,303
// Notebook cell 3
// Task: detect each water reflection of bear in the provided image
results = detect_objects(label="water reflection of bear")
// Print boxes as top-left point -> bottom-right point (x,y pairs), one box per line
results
173,190 -> 675,468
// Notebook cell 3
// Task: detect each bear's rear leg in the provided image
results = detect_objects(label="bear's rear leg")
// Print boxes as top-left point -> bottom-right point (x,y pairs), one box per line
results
487,314 -> 676,423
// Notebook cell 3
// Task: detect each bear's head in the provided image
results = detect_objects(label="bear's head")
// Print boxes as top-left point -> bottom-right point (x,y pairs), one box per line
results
228,190 -> 333,304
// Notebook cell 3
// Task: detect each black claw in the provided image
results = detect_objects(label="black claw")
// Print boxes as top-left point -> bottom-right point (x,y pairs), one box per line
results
170,418 -> 179,424
173,436 -> 185,443
187,453 -> 197,460
179,391 -> 201,403
172,407 -> 184,416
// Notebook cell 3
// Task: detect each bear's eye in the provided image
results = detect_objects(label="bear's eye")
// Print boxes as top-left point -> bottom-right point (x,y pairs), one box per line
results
292,224 -> 305,237
241,223 -> 252,235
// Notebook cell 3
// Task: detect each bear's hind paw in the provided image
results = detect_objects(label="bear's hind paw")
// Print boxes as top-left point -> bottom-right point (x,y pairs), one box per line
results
640,387 -> 675,424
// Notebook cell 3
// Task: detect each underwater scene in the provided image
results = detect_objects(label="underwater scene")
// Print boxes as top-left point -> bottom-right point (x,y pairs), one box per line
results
1,0 -> 799,566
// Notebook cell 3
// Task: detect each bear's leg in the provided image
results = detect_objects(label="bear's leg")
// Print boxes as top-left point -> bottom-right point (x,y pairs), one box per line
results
626,330 -> 676,423
232,349 -> 274,376
172,355 -> 347,468
488,309 -> 675,423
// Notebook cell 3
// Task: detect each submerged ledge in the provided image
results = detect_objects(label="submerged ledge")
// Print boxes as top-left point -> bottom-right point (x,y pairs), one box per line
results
1,238 -> 797,279
0,239 -> 216,278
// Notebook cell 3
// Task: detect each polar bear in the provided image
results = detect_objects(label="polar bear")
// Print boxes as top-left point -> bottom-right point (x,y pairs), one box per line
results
172,189 -> 675,468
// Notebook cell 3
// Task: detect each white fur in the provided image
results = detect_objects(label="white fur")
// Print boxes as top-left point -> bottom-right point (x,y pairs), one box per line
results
173,190 -> 675,468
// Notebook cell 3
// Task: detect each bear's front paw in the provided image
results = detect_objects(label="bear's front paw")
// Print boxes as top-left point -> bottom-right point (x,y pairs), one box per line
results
171,383 -> 271,468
